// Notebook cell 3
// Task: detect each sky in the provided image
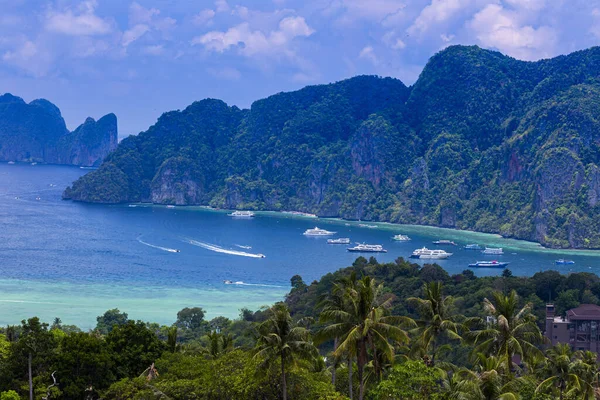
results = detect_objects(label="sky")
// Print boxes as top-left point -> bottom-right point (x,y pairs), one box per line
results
0,0 -> 599,138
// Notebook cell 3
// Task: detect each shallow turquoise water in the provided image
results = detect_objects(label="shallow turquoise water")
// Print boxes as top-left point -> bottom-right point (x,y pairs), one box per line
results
1,162 -> 600,329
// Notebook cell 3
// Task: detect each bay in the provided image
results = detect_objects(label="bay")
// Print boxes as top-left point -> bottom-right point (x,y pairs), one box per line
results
1,162 -> 600,329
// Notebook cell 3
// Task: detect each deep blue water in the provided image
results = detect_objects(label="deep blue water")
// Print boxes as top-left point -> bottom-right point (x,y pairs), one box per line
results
2,162 -> 600,327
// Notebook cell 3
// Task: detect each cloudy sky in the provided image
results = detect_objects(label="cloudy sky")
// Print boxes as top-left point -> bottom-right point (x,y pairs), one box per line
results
1,0 -> 598,137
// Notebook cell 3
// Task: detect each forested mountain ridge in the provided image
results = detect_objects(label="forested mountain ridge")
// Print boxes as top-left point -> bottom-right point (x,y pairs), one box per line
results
0,94 -> 117,166
64,45 -> 600,248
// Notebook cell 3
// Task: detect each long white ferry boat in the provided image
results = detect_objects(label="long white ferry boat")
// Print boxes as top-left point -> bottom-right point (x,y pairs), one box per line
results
347,243 -> 387,253
410,247 -> 452,259
303,227 -> 335,236
228,210 -> 255,217
468,260 -> 509,268
327,238 -> 351,244
482,247 -> 503,255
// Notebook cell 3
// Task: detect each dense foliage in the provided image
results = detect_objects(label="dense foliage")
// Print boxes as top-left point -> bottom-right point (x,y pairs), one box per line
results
3,258 -> 600,399
64,45 -> 600,248
0,93 -> 117,166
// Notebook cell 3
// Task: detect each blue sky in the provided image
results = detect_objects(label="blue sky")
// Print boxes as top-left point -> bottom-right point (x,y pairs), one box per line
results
1,0 -> 599,137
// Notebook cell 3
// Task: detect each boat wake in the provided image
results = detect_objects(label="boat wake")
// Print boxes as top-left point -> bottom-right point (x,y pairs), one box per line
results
235,244 -> 252,249
137,238 -> 180,253
186,239 -> 265,258
224,280 -> 283,288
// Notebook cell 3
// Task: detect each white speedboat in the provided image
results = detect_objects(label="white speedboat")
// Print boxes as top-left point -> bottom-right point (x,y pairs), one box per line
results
347,243 -> 387,253
166,205 -> 176,209
392,234 -> 411,241
410,247 -> 452,259
433,239 -> 456,245
358,223 -> 377,228
228,210 -> 255,217
303,227 -> 335,236
327,238 -> 351,244
469,260 -> 509,268
31,162 -> 37,166
482,247 -> 503,255
7,161 -> 15,165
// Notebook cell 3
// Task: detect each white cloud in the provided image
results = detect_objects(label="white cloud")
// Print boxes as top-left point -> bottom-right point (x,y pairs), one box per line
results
129,2 -> 160,25
207,66 -> 241,80
141,44 -> 164,56
215,0 -> 230,13
592,8 -> 600,39
408,0 -> 470,36
468,3 -> 557,61
324,0 -> 406,24
359,46 -> 378,65
440,33 -> 454,42
45,0 -> 112,36
382,31 -> 406,50
504,0 -> 547,11
192,16 -> 314,58
2,39 -> 52,77
194,9 -> 216,26
122,24 -> 150,47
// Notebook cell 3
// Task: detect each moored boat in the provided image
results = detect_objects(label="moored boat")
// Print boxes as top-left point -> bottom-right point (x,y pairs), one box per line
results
482,247 -> 503,255
327,238 -> 351,244
433,239 -> 456,245
347,243 -> 387,253
555,259 -> 575,265
392,234 -> 411,241
468,260 -> 509,268
358,223 -> 378,228
228,210 -> 255,217
410,247 -> 452,259
303,227 -> 335,236
464,244 -> 483,250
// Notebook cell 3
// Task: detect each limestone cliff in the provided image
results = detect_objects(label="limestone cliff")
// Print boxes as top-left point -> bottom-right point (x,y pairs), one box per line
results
0,94 -> 117,166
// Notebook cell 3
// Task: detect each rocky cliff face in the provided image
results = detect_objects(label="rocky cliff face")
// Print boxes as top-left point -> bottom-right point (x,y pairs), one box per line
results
0,94 -> 117,166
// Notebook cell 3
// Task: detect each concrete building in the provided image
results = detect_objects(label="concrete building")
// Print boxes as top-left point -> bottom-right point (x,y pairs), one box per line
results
545,303 -> 600,353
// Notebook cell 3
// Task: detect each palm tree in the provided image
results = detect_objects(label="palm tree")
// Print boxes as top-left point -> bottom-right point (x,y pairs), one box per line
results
536,344 -> 583,400
407,281 -> 461,365
572,350 -> 600,399
254,303 -> 319,400
318,275 -> 415,400
458,353 -> 518,400
468,290 -> 543,373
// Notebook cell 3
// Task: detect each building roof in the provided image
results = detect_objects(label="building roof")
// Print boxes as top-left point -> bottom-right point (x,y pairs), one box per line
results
567,304 -> 600,320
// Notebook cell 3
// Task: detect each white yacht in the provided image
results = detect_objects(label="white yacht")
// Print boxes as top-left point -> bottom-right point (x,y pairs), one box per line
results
392,234 -> 411,241
347,243 -> 387,253
482,247 -> 503,255
228,210 -> 255,217
303,227 -> 335,236
327,238 -> 351,244
410,247 -> 452,259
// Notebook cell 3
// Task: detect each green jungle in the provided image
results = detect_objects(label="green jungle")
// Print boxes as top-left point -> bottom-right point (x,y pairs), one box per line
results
64,45 -> 600,249
3,257 -> 600,399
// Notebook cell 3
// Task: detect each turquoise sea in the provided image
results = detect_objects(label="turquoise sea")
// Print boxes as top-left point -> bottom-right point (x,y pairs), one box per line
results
2,162 -> 600,329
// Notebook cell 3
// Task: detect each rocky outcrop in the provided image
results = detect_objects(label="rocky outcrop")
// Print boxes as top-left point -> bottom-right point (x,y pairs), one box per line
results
0,93 -> 117,166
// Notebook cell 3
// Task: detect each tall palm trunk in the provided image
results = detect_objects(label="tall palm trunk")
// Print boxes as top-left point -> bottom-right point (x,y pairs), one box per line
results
28,352 -> 33,400
332,338 -> 338,386
348,357 -> 353,400
358,340 -> 368,400
281,354 -> 287,400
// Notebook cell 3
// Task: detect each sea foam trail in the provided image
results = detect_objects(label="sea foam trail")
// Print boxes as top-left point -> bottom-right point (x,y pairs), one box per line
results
137,238 -> 180,253
186,239 -> 265,258
229,281 -> 284,288
235,244 -> 252,249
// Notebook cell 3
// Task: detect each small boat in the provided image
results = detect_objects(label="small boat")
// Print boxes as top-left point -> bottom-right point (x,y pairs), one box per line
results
392,234 -> 411,241
166,205 -> 176,209
31,162 -> 37,166
358,224 -> 378,228
228,210 -> 255,217
7,161 -> 15,164
433,240 -> 456,245
347,243 -> 387,253
223,280 -> 233,284
327,238 -> 351,244
464,244 -> 483,250
14,196 -> 19,200
555,259 -> 575,265
128,204 -> 137,208
468,260 -> 509,268
35,196 -> 41,201
258,254 -> 266,258
482,247 -> 503,255
303,227 -> 335,236
410,247 -> 452,259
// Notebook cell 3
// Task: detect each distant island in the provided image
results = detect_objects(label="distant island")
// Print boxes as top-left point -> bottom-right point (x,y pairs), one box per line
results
64,45 -> 600,249
0,93 -> 117,167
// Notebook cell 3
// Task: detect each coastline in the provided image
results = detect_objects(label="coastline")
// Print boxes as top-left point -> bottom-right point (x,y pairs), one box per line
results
125,203 -> 600,257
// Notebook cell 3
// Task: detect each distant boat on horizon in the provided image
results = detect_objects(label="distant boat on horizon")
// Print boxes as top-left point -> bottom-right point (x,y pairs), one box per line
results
468,260 -> 509,268
303,227 -> 335,236
464,244 -> 483,250
327,238 -> 350,244
347,243 -> 387,253
392,234 -> 411,241
555,259 -> 575,265
482,247 -> 503,255
228,210 -> 255,218
433,239 -> 456,245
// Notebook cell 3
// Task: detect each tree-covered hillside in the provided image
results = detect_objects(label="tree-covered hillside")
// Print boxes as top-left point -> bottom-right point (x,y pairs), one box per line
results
64,45 -> 600,248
